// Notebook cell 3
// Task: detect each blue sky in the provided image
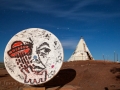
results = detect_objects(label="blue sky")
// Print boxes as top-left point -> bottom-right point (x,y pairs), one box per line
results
0,0 -> 120,62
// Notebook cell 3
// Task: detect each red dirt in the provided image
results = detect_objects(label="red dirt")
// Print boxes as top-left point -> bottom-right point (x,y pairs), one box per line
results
0,60 -> 120,90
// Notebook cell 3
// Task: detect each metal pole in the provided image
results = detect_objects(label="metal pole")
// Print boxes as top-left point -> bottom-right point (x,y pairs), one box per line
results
82,54 -> 83,60
114,51 -> 115,63
103,54 -> 105,61
107,55 -> 108,61
118,53 -> 119,62
103,54 -> 106,64
107,55 -> 109,61
117,53 -> 118,62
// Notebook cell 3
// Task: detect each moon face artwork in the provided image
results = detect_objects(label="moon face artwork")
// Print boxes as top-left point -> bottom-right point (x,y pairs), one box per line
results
4,28 -> 64,85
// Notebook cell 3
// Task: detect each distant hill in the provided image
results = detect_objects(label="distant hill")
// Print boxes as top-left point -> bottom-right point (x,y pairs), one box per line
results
0,62 -> 5,68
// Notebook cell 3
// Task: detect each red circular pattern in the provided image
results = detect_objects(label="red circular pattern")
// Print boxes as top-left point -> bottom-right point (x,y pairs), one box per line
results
7,41 -> 32,58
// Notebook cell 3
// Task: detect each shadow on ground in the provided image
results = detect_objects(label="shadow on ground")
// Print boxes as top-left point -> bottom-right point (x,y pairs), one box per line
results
45,68 -> 76,87
32,68 -> 76,89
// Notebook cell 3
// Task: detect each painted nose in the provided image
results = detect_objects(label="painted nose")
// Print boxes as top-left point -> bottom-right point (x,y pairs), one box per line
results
33,55 -> 39,62
33,55 -> 41,64
33,55 -> 37,59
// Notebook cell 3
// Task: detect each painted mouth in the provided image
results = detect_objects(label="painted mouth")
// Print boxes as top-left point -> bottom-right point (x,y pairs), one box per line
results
33,66 -> 46,75
33,66 -> 45,72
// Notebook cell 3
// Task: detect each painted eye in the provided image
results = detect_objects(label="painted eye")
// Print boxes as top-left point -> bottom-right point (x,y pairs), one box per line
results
36,47 -> 51,58
39,48 -> 51,57
40,48 -> 51,54
44,48 -> 51,53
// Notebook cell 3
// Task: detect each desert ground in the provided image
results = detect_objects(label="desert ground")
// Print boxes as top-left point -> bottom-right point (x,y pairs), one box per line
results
0,60 -> 120,90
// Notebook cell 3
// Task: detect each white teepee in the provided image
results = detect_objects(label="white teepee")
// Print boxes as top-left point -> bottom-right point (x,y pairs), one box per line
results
68,37 -> 94,61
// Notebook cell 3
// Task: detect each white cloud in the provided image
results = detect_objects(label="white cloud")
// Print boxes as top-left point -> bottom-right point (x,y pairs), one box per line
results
0,0 -> 120,21
61,39 -> 78,49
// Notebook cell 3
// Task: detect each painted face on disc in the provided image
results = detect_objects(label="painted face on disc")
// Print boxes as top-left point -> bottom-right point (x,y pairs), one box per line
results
4,28 -> 64,85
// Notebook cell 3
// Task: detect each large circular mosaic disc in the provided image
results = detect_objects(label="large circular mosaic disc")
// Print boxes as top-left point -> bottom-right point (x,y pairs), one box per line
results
4,28 -> 64,85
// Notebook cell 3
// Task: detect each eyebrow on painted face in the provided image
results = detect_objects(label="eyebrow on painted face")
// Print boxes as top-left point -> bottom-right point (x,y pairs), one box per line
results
38,42 -> 49,49
36,42 -> 51,54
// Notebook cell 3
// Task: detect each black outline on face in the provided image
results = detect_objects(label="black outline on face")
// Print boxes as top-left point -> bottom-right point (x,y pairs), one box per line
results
32,42 -> 51,70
